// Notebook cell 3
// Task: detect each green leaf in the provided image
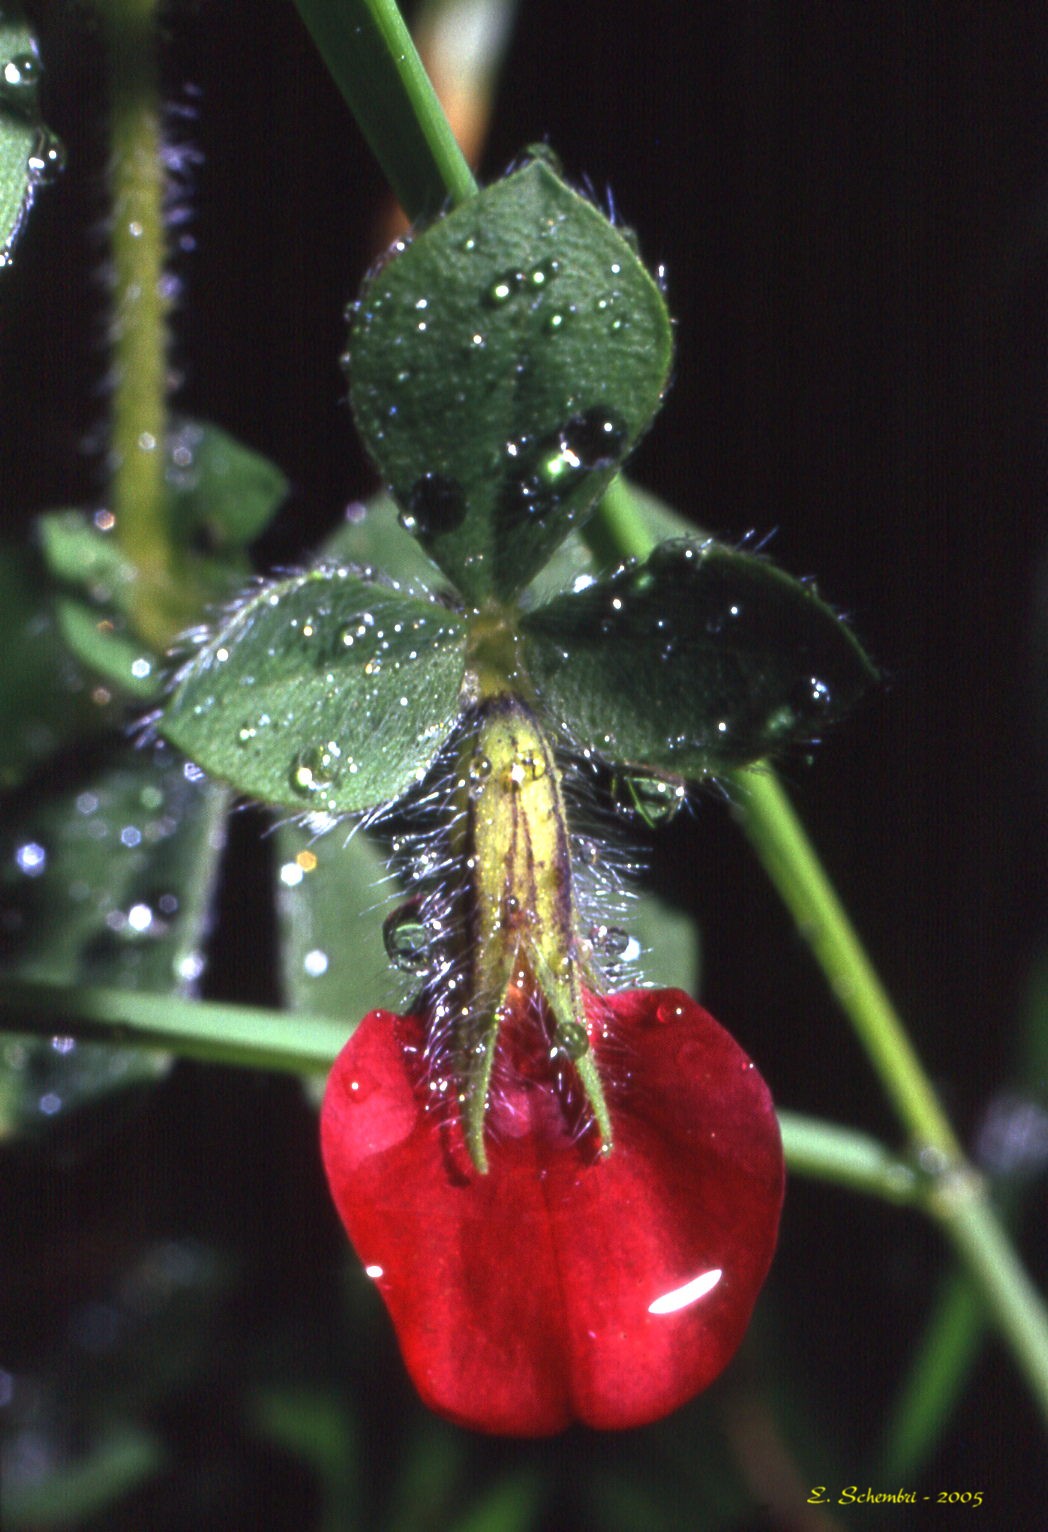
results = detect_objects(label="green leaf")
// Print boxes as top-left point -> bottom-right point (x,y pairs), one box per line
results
521,539 -> 877,777
160,567 -> 468,813
0,745 -> 229,1136
322,491 -> 444,591
0,541 -> 115,789
630,889 -> 701,997
276,819 -> 402,1025
53,596 -> 161,697
40,509 -> 162,696
523,476 -> 703,606
40,507 -> 136,594
0,8 -> 62,269
348,157 -> 673,604
170,418 -> 288,550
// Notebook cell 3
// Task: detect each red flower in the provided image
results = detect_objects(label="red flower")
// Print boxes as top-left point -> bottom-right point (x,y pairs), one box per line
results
321,986 -> 784,1436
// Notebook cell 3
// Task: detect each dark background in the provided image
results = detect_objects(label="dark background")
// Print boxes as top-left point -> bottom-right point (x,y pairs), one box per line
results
2,1 -> 1045,1525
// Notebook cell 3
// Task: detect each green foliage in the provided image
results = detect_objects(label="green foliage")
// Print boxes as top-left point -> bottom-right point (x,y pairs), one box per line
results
0,542 -> 114,789
521,539 -> 877,776
170,419 -> 289,552
39,424 -> 290,693
348,156 -> 673,603
161,568 -> 468,813
276,820 -> 403,1024
0,745 -> 228,1134
0,6 -> 61,268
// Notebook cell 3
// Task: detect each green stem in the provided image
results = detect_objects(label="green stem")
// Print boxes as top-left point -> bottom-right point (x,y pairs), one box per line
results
98,0 -> 180,651
583,482 -> 1048,1428
777,1109 -> 919,1205
731,769 -> 962,1156
0,978 -> 918,1204
875,1268 -> 985,1481
0,977 -> 348,1076
293,0 -> 477,223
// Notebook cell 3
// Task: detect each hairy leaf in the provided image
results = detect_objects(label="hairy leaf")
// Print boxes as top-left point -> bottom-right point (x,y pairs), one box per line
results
522,540 -> 877,776
348,157 -> 672,603
161,568 -> 468,813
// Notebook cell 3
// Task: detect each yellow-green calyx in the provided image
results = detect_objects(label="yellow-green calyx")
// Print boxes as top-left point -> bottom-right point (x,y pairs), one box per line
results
452,694 -> 612,1172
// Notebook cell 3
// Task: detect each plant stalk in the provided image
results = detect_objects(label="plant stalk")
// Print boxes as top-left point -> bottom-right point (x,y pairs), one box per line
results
99,0 -> 181,650
293,0 -> 477,223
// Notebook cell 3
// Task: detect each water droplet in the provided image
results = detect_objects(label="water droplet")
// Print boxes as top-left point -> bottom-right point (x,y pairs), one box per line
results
797,676 -> 833,710
126,902 -> 155,934
383,902 -> 436,973
620,775 -> 686,825
501,408 -> 629,526
588,923 -> 631,959
469,754 -> 492,789
559,408 -> 628,469
27,128 -> 65,184
552,1020 -> 589,1060
527,258 -> 560,288
288,743 -> 341,796
403,473 -> 466,537
655,997 -> 687,1026
15,842 -> 46,876
1,50 -> 40,104
484,270 -> 524,306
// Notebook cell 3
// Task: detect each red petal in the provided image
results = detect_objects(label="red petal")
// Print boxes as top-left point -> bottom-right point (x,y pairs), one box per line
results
321,989 -> 783,1435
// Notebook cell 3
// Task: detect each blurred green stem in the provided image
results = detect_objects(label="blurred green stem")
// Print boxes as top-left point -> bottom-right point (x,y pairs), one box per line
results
0,977 -> 349,1076
875,1269 -> 985,1481
98,0 -> 182,650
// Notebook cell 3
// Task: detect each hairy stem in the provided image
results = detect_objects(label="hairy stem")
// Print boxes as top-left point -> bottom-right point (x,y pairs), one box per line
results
99,0 -> 182,650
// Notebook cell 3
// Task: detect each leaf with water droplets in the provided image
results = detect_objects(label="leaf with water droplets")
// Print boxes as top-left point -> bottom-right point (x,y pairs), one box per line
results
347,157 -> 672,603
0,9 -> 62,269
523,476 -> 703,605
521,539 -> 877,776
0,744 -> 229,1136
160,567 -> 468,813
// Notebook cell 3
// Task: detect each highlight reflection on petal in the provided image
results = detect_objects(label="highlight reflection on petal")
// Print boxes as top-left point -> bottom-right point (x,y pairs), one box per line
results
648,1266 -> 723,1315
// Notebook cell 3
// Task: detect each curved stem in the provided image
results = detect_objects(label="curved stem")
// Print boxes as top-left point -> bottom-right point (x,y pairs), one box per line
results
777,1109 -> 919,1205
